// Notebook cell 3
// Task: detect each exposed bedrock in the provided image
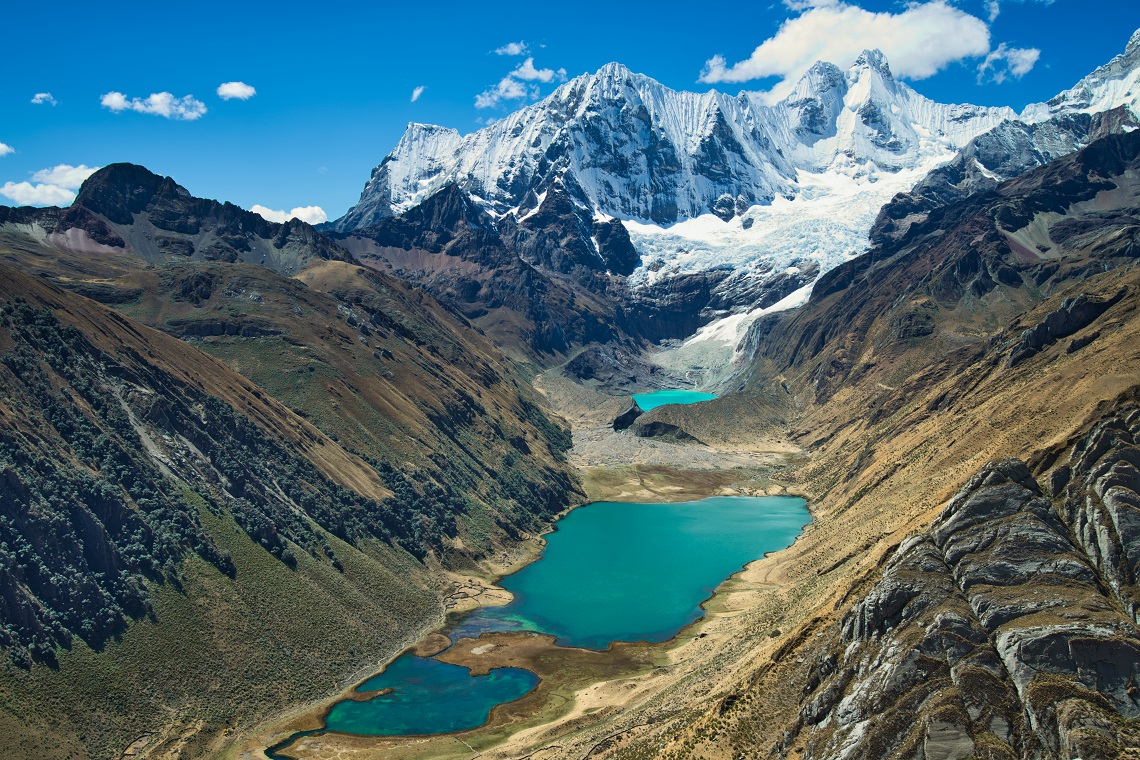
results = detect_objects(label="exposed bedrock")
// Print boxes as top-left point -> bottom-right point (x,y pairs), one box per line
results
785,409 -> 1140,759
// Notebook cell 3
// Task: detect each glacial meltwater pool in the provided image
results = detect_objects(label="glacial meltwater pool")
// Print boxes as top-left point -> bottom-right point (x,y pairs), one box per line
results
268,495 -> 808,750
631,389 -> 716,410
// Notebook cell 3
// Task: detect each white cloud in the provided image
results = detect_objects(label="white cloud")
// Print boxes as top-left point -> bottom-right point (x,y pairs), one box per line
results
977,43 -> 1041,84
512,57 -> 567,83
783,0 -> 838,9
249,204 -> 328,225
1,182 -> 76,206
476,58 -> 567,109
0,143 -> 13,157
32,164 -> 99,190
31,92 -> 58,106
411,85 -> 426,102
0,163 -> 101,208
475,75 -> 529,109
699,1 -> 991,101
494,41 -> 529,56
100,91 -> 207,120
217,81 -> 256,100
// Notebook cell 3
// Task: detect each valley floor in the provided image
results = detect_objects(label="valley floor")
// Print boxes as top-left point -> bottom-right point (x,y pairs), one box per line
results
228,370 -> 810,760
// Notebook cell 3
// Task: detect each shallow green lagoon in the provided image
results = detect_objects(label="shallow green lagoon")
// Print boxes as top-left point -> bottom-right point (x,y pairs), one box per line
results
632,389 -> 716,410
452,496 -> 809,649
323,654 -> 538,736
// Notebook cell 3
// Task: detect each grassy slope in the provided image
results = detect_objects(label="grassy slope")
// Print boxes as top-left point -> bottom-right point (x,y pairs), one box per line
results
0,490 -> 437,760
0,245 -> 578,758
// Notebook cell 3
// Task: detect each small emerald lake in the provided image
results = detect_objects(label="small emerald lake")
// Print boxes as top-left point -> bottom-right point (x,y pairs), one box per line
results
269,495 -> 808,750
632,389 -> 716,410
324,655 -> 538,735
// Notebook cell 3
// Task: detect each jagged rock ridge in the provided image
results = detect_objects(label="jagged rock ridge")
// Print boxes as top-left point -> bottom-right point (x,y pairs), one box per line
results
787,437 -> 1140,759
334,53 -> 1013,231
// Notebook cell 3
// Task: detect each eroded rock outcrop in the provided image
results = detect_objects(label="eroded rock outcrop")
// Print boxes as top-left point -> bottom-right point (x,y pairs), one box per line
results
786,426 -> 1140,759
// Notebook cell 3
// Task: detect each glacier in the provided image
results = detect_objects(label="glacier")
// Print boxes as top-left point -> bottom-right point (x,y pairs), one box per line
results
333,30 -> 1140,379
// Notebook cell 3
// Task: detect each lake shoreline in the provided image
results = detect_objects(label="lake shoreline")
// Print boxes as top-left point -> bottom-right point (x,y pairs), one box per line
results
252,491 -> 813,760
235,373 -> 813,759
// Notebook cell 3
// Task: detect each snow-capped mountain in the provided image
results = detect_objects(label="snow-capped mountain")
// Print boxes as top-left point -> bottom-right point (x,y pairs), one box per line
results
873,29 -> 1140,248
1023,28 -> 1140,123
331,31 -> 1140,384
333,53 -> 1014,232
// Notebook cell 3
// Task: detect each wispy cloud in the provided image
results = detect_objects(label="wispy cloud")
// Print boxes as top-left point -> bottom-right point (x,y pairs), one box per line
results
31,92 -> 58,106
476,77 -> 528,109
984,0 -> 1055,23
475,57 -> 567,109
100,91 -> 207,120
0,143 -> 13,157
249,204 -> 328,225
0,163 -> 100,207
977,42 -> 1041,84
700,0 -> 991,102
494,41 -> 529,56
411,85 -> 426,102
217,81 -> 256,100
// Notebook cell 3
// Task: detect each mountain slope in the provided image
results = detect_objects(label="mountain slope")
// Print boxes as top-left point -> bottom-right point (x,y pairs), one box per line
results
523,130 -> 1140,760
0,166 -> 582,758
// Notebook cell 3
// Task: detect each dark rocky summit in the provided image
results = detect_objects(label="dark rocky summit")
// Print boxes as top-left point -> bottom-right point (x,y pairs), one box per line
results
333,181 -> 791,360
0,163 -> 352,276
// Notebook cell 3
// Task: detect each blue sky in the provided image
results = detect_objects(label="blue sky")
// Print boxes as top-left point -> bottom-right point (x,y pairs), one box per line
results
1,0 -> 1137,223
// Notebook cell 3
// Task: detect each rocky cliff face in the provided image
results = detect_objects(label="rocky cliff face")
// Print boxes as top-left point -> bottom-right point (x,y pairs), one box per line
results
786,435 -> 1140,759
740,129 -> 1140,402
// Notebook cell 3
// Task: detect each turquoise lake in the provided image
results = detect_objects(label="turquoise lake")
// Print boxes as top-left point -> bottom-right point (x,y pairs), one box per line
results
452,496 -> 809,648
632,389 -> 716,410
269,495 -> 808,749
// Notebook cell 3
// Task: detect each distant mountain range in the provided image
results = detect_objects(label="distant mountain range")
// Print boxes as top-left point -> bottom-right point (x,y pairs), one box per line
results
325,29 -> 1140,371
339,30 -> 1140,231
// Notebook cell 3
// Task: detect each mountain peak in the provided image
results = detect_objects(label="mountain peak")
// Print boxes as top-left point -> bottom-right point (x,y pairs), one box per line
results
851,49 -> 894,80
333,50 -> 1013,230
73,163 -> 177,224
595,61 -> 635,79
404,121 -> 459,136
